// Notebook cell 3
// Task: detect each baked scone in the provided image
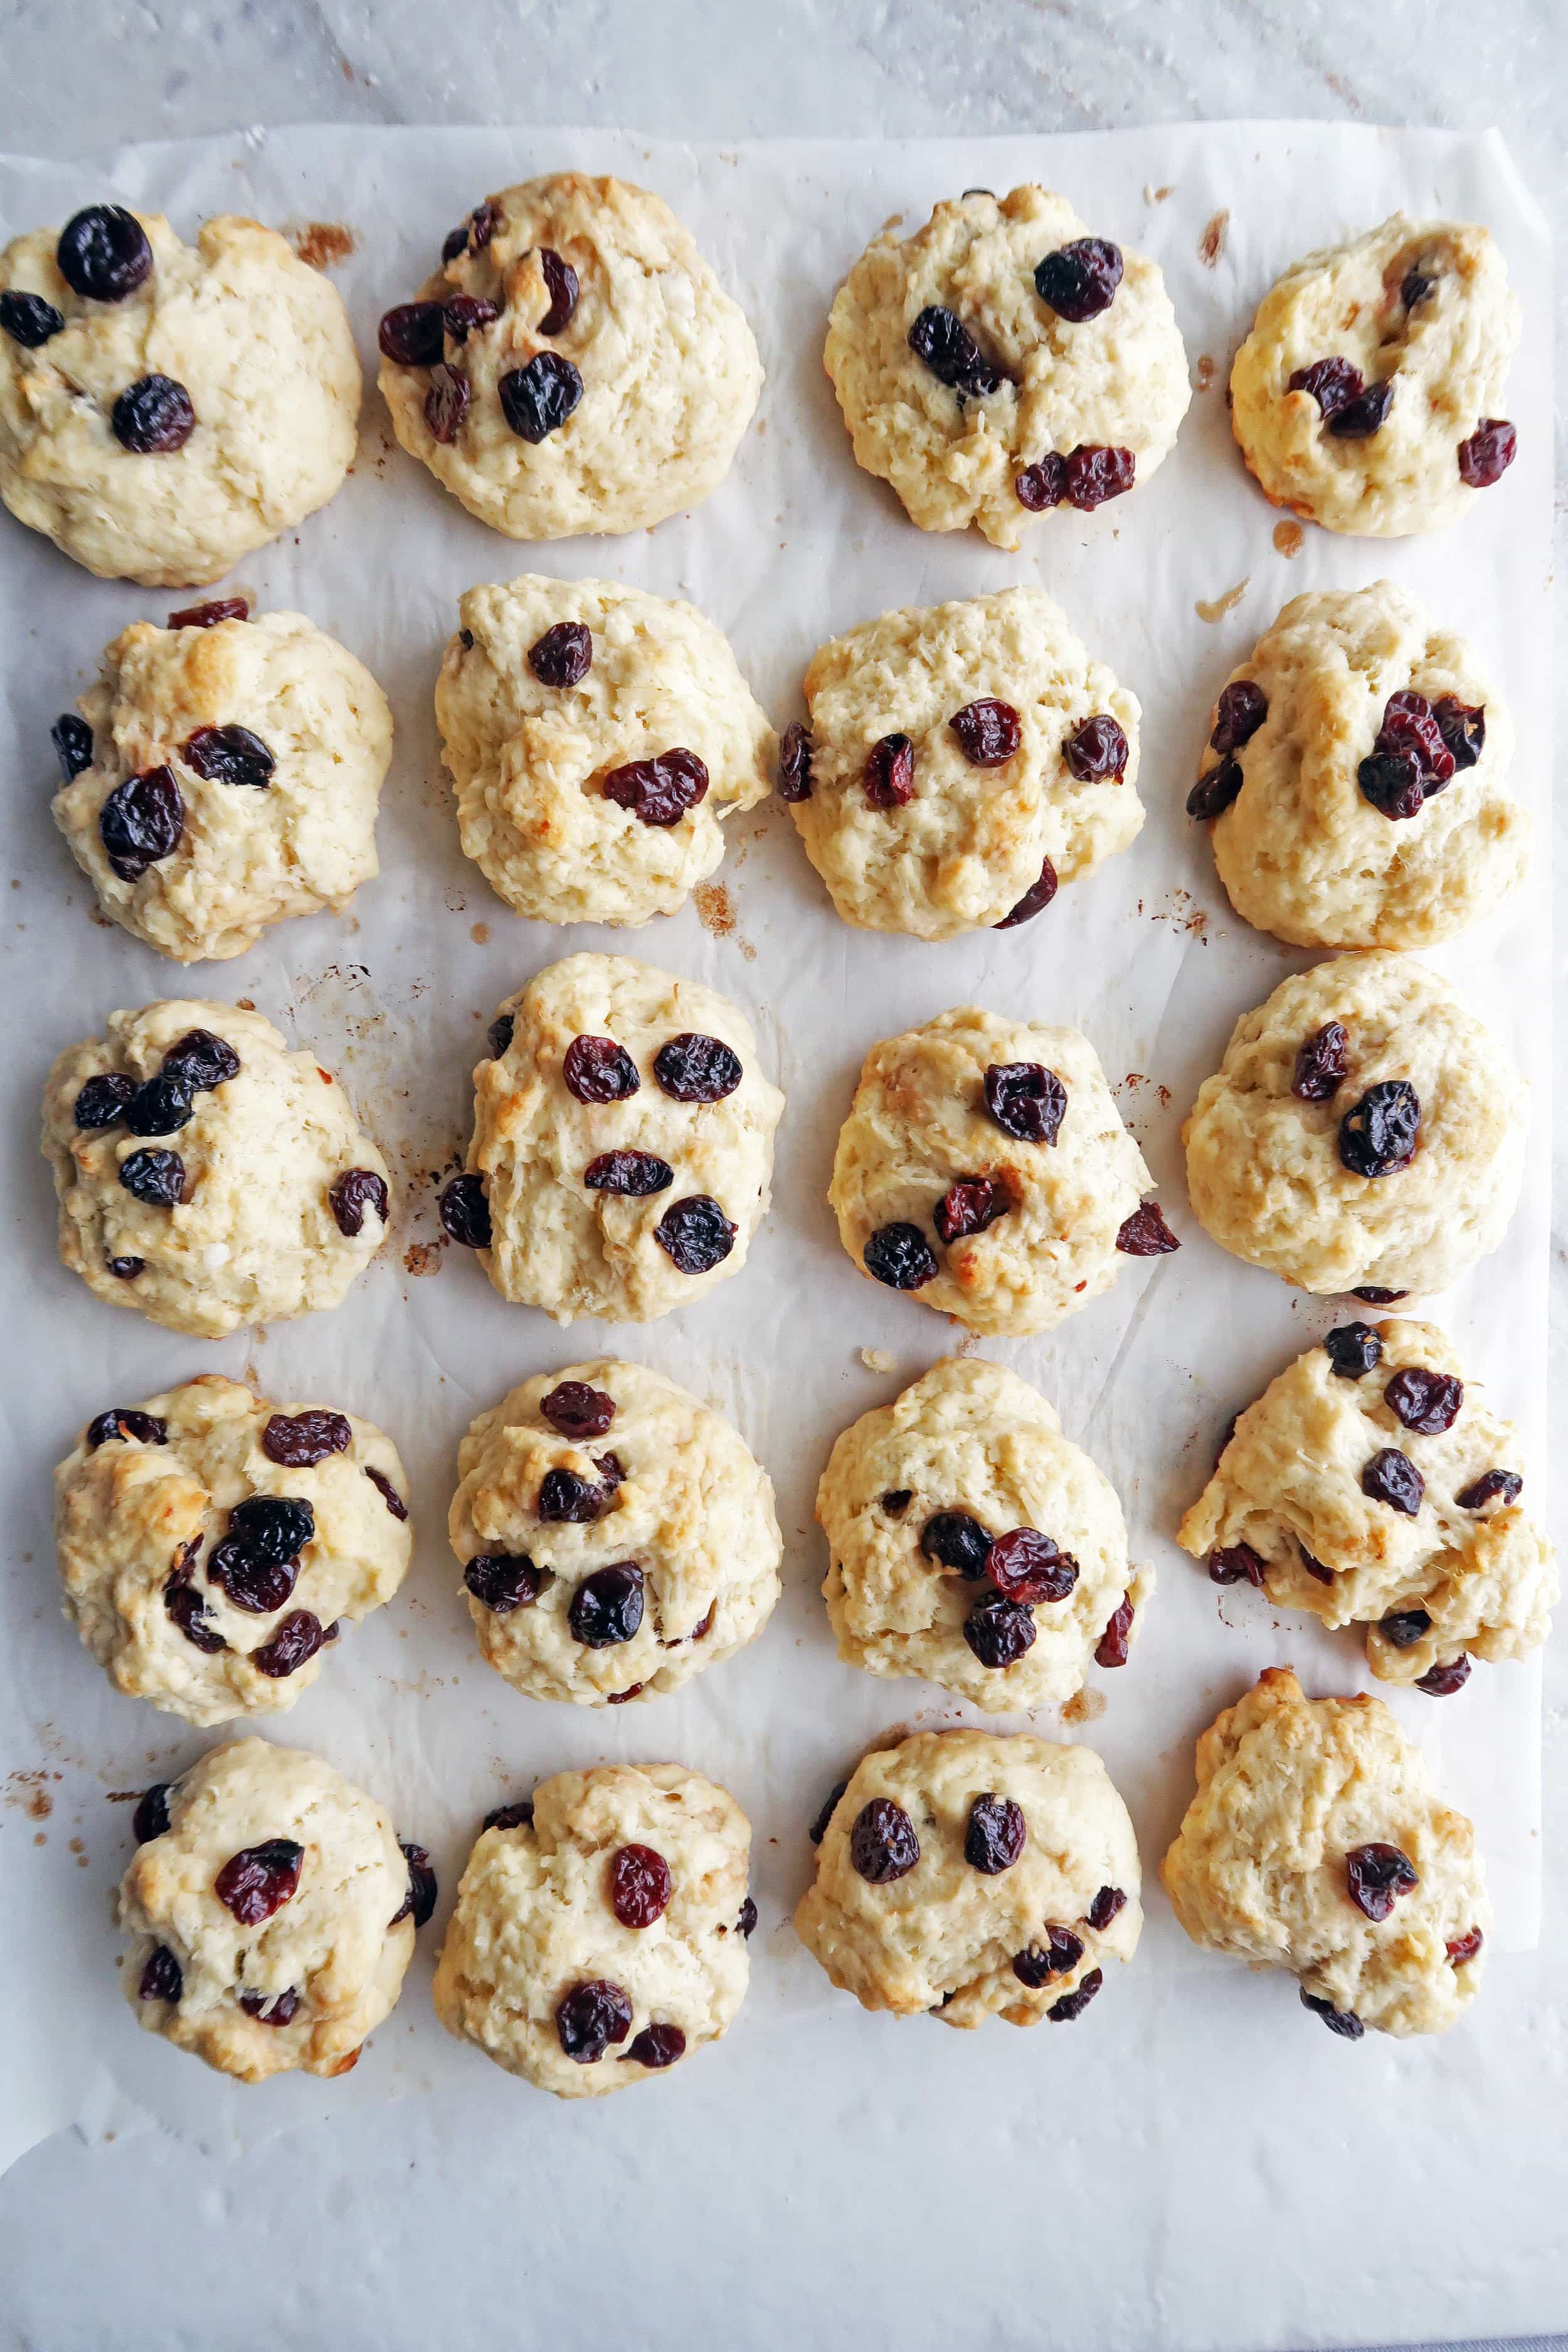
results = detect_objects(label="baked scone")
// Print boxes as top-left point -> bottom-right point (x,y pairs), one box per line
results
1179,1320 -> 1554,1695
817,1359 -> 1149,1708
450,1359 -> 780,1707
825,184 -> 1189,550
1182,953 -> 1526,1298
50,603 -> 393,962
378,173 -> 761,539
119,1739 -> 433,2081
54,1374 -> 413,1725
1229,216 -> 1520,537
42,999 -> 391,1337
829,1005 -> 1175,1337
0,206 -> 359,585
440,953 -> 783,1324
1162,1668 -> 1489,2037
435,576 -> 773,927
795,1729 -> 1141,2027
433,1764 -> 753,2096
1189,583 -> 1525,950
785,587 -> 1142,937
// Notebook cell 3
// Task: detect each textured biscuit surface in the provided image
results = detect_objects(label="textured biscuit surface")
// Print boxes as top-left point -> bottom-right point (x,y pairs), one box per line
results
793,587 -> 1142,937
119,1739 -> 418,2080
795,1729 -> 1141,2026
435,575 -> 773,926
1182,953 -> 1525,1297
1162,1668 -> 1490,2035
380,173 -> 761,538
450,1358 -> 781,1706
0,212 -> 359,585
1229,215 -> 1520,536
433,1764 -> 751,2097
53,610 -> 393,961
825,184 -> 1189,549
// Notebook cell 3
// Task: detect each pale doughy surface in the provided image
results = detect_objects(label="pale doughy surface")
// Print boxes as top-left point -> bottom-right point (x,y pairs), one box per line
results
54,1375 -> 412,1725
53,610 -> 393,961
818,1358 -> 1149,1710
463,952 -> 783,1324
433,1763 -> 751,2097
1182,952 -> 1526,1297
435,575 -> 773,926
830,1005 -> 1157,1336
793,1729 -> 1142,2027
1229,215 -> 1521,537
118,1739 -> 418,2081
1161,1668 -> 1490,2035
449,1358 -> 781,1706
0,211 -> 359,585
1200,583 -> 1525,950
379,172 -> 761,538
41,998 -> 391,1338
1179,1320 -> 1554,1687
793,586 -> 1142,937
825,184 -> 1189,549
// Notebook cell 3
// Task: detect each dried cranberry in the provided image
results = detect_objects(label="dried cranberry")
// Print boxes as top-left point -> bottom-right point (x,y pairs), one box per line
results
100,765 -> 183,880
467,201 -> 500,252
1456,1468 -> 1522,1511
1352,1285 -> 1407,1305
984,1061 -> 1066,1146
1401,269 -> 1434,309
109,1255 -> 144,1278
1094,1596 -> 1135,1668
1,289 -> 64,346
378,300 -> 446,366
604,748 -> 709,827
1328,379 -> 1394,438
1293,1020 -> 1348,1101
809,1780 -> 848,1846
133,1784 -> 171,1843
1187,756 -> 1242,820
1325,1322 -> 1382,1377
1458,418 -> 1516,488
556,1979 -> 633,2062
499,352 -> 583,442
1015,455 -> 1068,510
1063,713 -> 1129,782
950,699 -> 1022,767
849,1799 -> 919,1883
863,733 -> 915,809
443,295 -> 497,341
1384,1367 -> 1463,1436
1447,1927 -> 1484,1968
215,1838 -> 304,1924
919,1512 -> 993,1579
1012,1927 -> 1083,1986
1345,1841 -> 1419,1922
995,857 -> 1058,928
538,1466 -> 614,1523
568,1562 -> 644,1647
882,1490 -> 913,1516
262,1411 -> 351,1468
487,1014 -> 514,1061
934,1176 -> 1010,1244
139,1945 -> 183,2003
183,723 -> 275,791
563,1034 -> 640,1103
112,374 -> 196,453
778,721 -> 812,802
738,1897 -> 757,1938
1358,751 -> 1426,822
424,364 -> 470,442
162,1029 -> 240,1091
1338,1081 -> 1419,1179
863,1221 -> 938,1290
989,1528 -> 1077,1604
1301,1988 -> 1364,2039
537,1386 -> 613,1447
57,204 -> 152,301
1288,357 -> 1364,420
654,1033 -> 743,1103
537,248 -> 580,335
1116,1202 -> 1180,1256
1416,1655 -> 1471,1697
527,620 -> 592,688
251,1611 -> 326,1677
1210,681 -> 1268,755
1047,1967 -> 1103,2021
585,1149 -> 674,1197
620,2023 -> 685,2069
1209,1544 -> 1265,1587
228,1495 -> 314,1562
1034,237 -> 1123,321
1432,696 -> 1485,771
1300,1549 -> 1335,1584
484,1801 -> 534,1832
963,1591 -> 1037,1667
906,304 -> 1005,396
240,1988 -> 300,2026
364,1466 -> 408,1520
119,1148 -> 185,1207
464,1554 -> 543,1612
167,597 -> 247,629
51,712 -> 93,780
1088,1885 -> 1126,1931
164,1571 -> 225,1653
122,1069 -> 193,1136
1362,1449 -> 1424,1515
1065,445 -> 1134,508
85,1406 -> 167,1449
964,1795 -> 1026,1875
392,1842 -> 438,1929
654,1195 -> 736,1274
439,1172 -> 491,1249
1375,691 -> 1455,789
329,1168 -> 388,1239
609,1843 -> 672,1929
203,1538 -> 295,1616
1380,1606 -> 1433,1649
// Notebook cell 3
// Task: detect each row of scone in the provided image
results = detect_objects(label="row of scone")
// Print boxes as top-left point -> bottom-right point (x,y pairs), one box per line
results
0,181 -> 1520,586
46,572 -> 1527,963
114,1670 -> 1491,2092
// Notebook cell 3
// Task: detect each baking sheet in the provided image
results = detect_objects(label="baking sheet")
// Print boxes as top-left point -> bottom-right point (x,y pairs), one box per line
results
0,122 -> 1550,2175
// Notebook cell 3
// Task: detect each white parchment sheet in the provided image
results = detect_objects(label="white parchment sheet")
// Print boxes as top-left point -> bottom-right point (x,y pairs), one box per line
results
0,124 -> 1550,2176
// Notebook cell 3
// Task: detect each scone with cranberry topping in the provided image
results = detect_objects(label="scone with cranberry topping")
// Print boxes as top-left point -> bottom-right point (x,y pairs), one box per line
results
787,588 -> 1142,938
51,603 -> 393,962
795,1730 -> 1141,2028
450,1359 -> 780,1707
818,1358 -> 1149,1709
0,204 -> 359,585
378,173 -> 761,539
1162,1668 -> 1489,2038
1229,216 -> 1520,536
119,1739 -> 433,2082
54,1375 -> 412,1725
825,184 -> 1189,549
41,999 -> 391,1337
1189,583 -> 1525,950
435,576 -> 773,927
433,1764 -> 753,2097
829,1005 -> 1176,1337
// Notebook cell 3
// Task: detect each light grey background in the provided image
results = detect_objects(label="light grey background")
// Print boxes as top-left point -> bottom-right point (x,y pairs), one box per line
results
1,5 -> 1564,2349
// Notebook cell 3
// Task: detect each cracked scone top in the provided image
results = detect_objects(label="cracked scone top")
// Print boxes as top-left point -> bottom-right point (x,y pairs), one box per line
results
818,1359 -> 1150,1710
1180,1319 -> 1554,1693
1182,953 -> 1526,1298
1162,1668 -> 1489,2038
119,1739 -> 430,2082
378,173 -> 762,538
0,206 -> 360,585
788,588 -> 1142,938
54,1375 -> 413,1725
51,604 -> 393,962
825,184 -> 1189,549
435,576 -> 774,927
433,1764 -> 753,2097
41,999 -> 391,1338
450,1359 -> 781,1707
795,1730 -> 1141,2028
1189,583 -> 1525,951
1229,215 -> 1520,536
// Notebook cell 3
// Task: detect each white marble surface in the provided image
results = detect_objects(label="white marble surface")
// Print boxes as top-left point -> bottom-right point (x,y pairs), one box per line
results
0,6 -> 1565,2349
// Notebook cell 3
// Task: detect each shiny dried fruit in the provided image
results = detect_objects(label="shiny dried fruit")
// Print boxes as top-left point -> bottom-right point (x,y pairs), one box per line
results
964,1795 -> 1026,1875
538,1465 -> 615,1523
1094,1595 -> 1135,1668
1328,378 -> 1394,438
51,712 -> 94,780
123,1069 -> 194,1136
933,1176 -> 1010,1244
949,699 -> 1022,767
1088,1885 -> 1126,1931
1186,756 -> 1242,820
1,289 -> 64,345
1034,237 -> 1123,320
364,1466 -> 408,1520
183,724 -> 275,790
263,1410 -> 351,1468
881,1489 -> 913,1516
654,1195 -> 735,1274
1455,1468 -> 1522,1511
1209,1544 -> 1265,1587
230,1494 -> 314,1562
863,733 -> 915,809
1288,356 -> 1364,419
603,748 -> 709,827
1416,1655 -> 1471,1697
584,1150 -> 673,1197
556,1979 -> 633,2062
250,1611 -> 327,1677
1345,1841 -> 1418,1922
808,1780 -> 848,1846
499,352 -> 583,442
1457,418 -> 1516,488
112,374 -> 196,453
1325,1321 -> 1382,1377
100,765 -> 183,880
57,204 -> 152,300
963,1591 -> 1037,1667
984,1061 -> 1066,1145
1064,444 -> 1133,507
541,1382 -> 616,1439
484,1801 -> 534,1831
995,857 -> 1057,928
215,1837 -> 304,1925
424,364 -> 470,442
464,1554 -> 543,1613
133,1784 -> 171,1843
439,1172 -> 491,1248
391,1843 -> 438,1929
738,1898 -> 758,1938
1446,1927 -> 1484,1968
919,1512 -> 993,1580
163,1029 -> 240,1091
119,1148 -> 185,1207
86,1407 -> 167,1449
1293,1020 -> 1348,1102
205,1539 -> 297,1615
1357,750 -> 1425,822
1351,1285 -> 1407,1305
622,2023 -> 686,2068
139,1945 -> 183,2003
1384,1367 -> 1463,1436
538,248 -> 580,335
654,1033 -> 743,1102
609,1843 -> 672,1929
1301,1987 -> 1364,2038
1380,1606 -> 1432,1649
164,1567 -> 225,1653
1047,1967 -> 1103,2021
443,294 -> 497,341
1210,681 -> 1268,754
563,1034 -> 640,1102
167,598 -> 248,629
1338,1081 -> 1419,1179
849,1798 -> 919,1883
906,304 -> 1005,396
1014,454 -> 1067,510
109,1254 -> 144,1278
527,620 -> 592,687
778,721 -> 812,802
1433,696 -> 1485,770
1063,713 -> 1128,782
988,1528 -> 1077,1604
1012,1926 -> 1083,1986
862,1221 -> 937,1290
239,1987 -> 300,2026
329,1168 -> 388,1238
378,300 -> 446,365
568,1561 -> 644,1647
1362,1448 -> 1423,1515
1116,1202 -> 1179,1255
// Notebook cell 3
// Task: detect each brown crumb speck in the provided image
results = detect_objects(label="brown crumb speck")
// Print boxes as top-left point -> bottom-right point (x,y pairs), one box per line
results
404,1241 -> 442,1277
1062,1688 -> 1108,1725
694,880 -> 736,938
1195,354 -> 1216,390
1273,519 -> 1305,559
1195,576 -> 1249,623
1199,211 -> 1229,267
291,221 -> 356,270
470,921 -> 490,945
236,997 -> 255,1012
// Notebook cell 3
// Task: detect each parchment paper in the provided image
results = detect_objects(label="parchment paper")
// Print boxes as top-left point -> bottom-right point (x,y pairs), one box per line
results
0,122 -> 1550,2176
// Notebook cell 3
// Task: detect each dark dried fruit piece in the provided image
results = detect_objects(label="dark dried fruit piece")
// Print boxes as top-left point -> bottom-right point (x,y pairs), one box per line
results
881,1490 -> 913,1516
1325,1321 -> 1382,1378
1377,691 -> 1455,789
215,1837 -> 304,1925
1288,356 -> 1364,420
230,1494 -> 314,1562
603,748 -> 709,827
538,1465 -> 615,1524
949,699 -> 1022,767
443,294 -> 498,341
378,300 -> 446,366
486,1014 -> 514,1063
1015,454 -> 1067,511
133,1784 -> 171,1843
1401,269 -> 1434,309
1209,1544 -> 1265,1587
1065,445 -> 1133,508
568,1562 -> 644,1647
1345,1841 -> 1419,1922
1380,1607 -> 1432,1649
1338,1081 -> 1419,1179
541,1385 -> 617,1445
391,1843 -> 438,1930
1047,1966 -> 1103,2021
1094,1595 -> 1135,1668
963,1591 -> 1037,1667
439,1172 -> 491,1249
1034,237 -> 1123,321
738,1897 -> 758,1938
654,1195 -> 736,1275
920,1511 -> 993,1579
364,1465 -> 408,1520
809,1780 -> 848,1846
964,1794 -> 1026,1875
112,374 -> 196,454
527,620 -> 592,687
1416,1655 -> 1471,1697
123,1069 -> 194,1137
863,1221 -> 938,1291
778,721 -> 812,802
563,1034 -> 640,1103
1432,696 -> 1485,771
1455,1468 -> 1522,1512
995,857 -> 1057,928
329,1168 -> 388,1239
51,711 -> 94,781
556,1978 -> 633,2062
165,1570 -> 225,1653
1384,1367 -> 1463,1436
1116,1202 -> 1179,1256
119,1148 -> 185,1207
654,1033 -> 743,1103
906,304 -> 1006,396
1300,1549 -> 1335,1584
1362,1449 -> 1424,1515
464,1554 -> 543,1613
250,1611 -> 327,1677
984,1061 -> 1066,1145
467,201 -> 500,251
1088,1885 -> 1126,1931
240,1987 -> 300,2026
1210,681 -> 1268,755
57,204 -> 152,301
204,1540 -> 295,1616
849,1798 -> 919,1883
988,1528 -> 1077,1604
1358,751 -> 1426,822
1293,1020 -> 1347,1101
609,1843 -> 672,1929
424,364 -> 470,443
1063,713 -> 1129,782
86,1405 -> 167,1449
1328,379 -> 1394,438
934,1176 -> 1010,1244
109,1254 -> 144,1278
1012,1927 -> 1083,1986
499,352 -> 583,442
100,765 -> 183,880
537,248 -> 580,335
484,1801 -> 534,1832
621,2023 -> 686,2068
1186,756 -> 1242,820
585,1149 -> 674,1197
1351,1285 -> 1407,1305
1,289 -> 65,346
163,1029 -> 240,1091
263,1410 -> 351,1468
139,1945 -> 183,2003
1301,1987 -> 1364,2039
1446,1927 -> 1484,1968
1457,418 -> 1516,489
167,598 -> 248,629
183,724 -> 275,790
863,732 -> 915,809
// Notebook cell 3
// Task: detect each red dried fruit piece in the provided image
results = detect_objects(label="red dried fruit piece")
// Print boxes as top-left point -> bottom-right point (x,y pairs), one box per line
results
1380,1607 -> 1432,1649
654,1195 -> 736,1274
139,1946 -> 183,2003
542,1382 -> 616,1439
984,1060 -> 1066,1145
1288,356 -> 1364,419
538,248 -> 580,335
563,1034 -> 640,1103
164,1567 -> 225,1653
556,1979 -> 633,2062
1328,379 -> 1394,438
1293,1020 -> 1348,1101
995,857 -> 1057,928
1210,681 -> 1268,754
87,1407 -> 167,1449
164,1029 -> 240,1092
1432,696 -> 1485,771
1187,755 -> 1242,820
387,1842 -> 437,1929
215,1837 -> 304,1926
1087,1885 -> 1126,1931
621,2023 -> 686,2067
1362,1449 -> 1424,1516
881,1490 -> 913,1517
484,1801 -> 534,1831
906,304 -> 1007,396
1416,1655 -> 1471,1697
1065,445 -> 1134,508
1034,238 -> 1123,321
1325,1321 -> 1382,1377
963,1591 -> 1037,1667
1358,750 -> 1426,822
988,1528 -> 1077,1604
100,764 -> 183,880
464,1555 -> 543,1613
438,1172 -> 492,1249
863,732 -> 915,809
364,1466 -> 408,1521
1457,418 -> 1516,488
262,1411 -> 351,1468
1116,1201 -> 1179,1256
443,294 -> 497,341
934,1176 -> 1010,1244
1351,1285 -> 1407,1305
240,1988 -> 300,2027
920,1511 -> 993,1579
119,1147 -> 186,1207
609,1843 -> 672,1929
251,1610 -> 327,1678
1300,1549 -> 1335,1584
1384,1367 -> 1463,1436
864,1221 -> 938,1290
1012,1926 -> 1083,1986
539,1460 -> 620,1523
963,1795 -> 1026,1875
1345,1841 -> 1419,1922
499,352 -> 583,442
603,748 -> 709,827
424,363 -> 471,443
585,1149 -> 674,1197
1455,1468 -> 1522,1511
654,1033 -> 743,1102
1447,1927 -> 1484,1968
467,200 -> 500,251
133,1784 -> 172,1843
1376,691 -> 1455,788
205,1537 -> 298,1616
1209,1544 -> 1265,1587
778,721 -> 812,802
329,1168 -> 388,1237
1015,454 -> 1067,510
1047,1966 -> 1103,2021
949,699 -> 1022,767
849,1798 -> 920,1883
1094,1595 -> 1135,1668
1063,713 -> 1128,782
1301,1987 -> 1364,2038
112,374 -> 196,453
167,597 -> 247,629
527,620 -> 591,687
568,1562 -> 644,1646
1338,1081 -> 1419,1179
378,301 -> 446,366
